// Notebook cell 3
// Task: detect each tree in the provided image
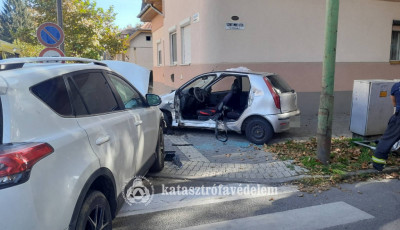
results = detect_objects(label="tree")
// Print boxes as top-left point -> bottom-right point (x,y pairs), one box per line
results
28,0 -> 126,59
0,0 -> 34,43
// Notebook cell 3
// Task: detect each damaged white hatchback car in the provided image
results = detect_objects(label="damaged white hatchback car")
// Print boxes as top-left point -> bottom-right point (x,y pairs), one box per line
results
159,68 -> 300,144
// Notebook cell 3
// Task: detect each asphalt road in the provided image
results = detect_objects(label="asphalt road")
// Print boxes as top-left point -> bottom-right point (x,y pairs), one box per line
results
112,177 -> 400,230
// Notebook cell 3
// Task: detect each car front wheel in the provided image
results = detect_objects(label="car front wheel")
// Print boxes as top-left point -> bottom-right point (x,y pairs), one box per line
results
75,190 -> 112,230
244,117 -> 274,145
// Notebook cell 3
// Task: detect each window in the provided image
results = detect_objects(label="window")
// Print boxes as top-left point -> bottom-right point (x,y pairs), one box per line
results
68,78 -> 89,116
108,74 -> 144,109
181,25 -> 191,64
31,76 -> 72,116
185,74 -> 216,89
157,42 -> 162,66
146,35 -> 151,41
266,75 -> 293,93
390,20 -> 400,60
211,76 -> 237,93
70,72 -> 119,115
170,32 -> 177,65
242,77 -> 251,92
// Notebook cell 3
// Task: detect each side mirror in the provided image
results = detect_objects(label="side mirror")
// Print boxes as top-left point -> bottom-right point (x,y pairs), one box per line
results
146,94 -> 162,106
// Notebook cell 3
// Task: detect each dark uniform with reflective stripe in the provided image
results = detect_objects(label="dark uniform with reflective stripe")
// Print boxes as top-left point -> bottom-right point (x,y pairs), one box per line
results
373,82 -> 400,170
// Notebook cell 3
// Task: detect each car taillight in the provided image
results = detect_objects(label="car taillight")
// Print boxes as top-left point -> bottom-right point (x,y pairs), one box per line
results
263,77 -> 281,109
0,143 -> 53,189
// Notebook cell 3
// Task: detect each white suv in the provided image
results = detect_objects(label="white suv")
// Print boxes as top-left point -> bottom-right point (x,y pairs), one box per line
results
0,57 -> 164,230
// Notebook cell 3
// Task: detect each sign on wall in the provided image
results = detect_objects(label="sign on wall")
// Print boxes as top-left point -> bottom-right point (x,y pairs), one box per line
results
226,23 -> 245,30
193,13 -> 200,23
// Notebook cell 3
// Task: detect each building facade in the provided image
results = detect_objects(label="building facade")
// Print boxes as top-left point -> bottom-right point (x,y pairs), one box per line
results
139,0 -> 400,114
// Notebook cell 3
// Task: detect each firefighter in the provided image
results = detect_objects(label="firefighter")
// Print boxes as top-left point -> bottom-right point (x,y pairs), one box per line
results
372,81 -> 400,171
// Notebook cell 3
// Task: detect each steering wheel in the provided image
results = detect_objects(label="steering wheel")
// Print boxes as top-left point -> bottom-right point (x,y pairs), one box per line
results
193,87 -> 205,103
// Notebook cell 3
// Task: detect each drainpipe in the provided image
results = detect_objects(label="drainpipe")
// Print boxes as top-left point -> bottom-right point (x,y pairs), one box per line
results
317,0 -> 340,165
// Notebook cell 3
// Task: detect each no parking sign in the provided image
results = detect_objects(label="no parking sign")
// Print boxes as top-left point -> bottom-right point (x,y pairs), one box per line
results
37,22 -> 65,57
37,22 -> 64,48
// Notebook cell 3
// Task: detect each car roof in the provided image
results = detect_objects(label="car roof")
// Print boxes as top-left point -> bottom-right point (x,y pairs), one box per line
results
0,58 -> 111,93
0,57 -> 151,95
0,63 -> 109,90
203,70 -> 276,77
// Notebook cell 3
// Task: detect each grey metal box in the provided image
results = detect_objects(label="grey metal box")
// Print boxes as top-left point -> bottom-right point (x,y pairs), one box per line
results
350,80 -> 396,136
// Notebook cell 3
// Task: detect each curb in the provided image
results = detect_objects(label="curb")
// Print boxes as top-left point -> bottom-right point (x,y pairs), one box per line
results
147,172 -> 308,185
148,166 -> 400,185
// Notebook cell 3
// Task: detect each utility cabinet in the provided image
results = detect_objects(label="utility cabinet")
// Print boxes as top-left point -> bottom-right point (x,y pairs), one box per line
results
350,80 -> 396,136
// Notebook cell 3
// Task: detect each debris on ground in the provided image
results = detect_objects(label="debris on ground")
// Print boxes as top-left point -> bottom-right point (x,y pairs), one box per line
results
264,137 -> 400,193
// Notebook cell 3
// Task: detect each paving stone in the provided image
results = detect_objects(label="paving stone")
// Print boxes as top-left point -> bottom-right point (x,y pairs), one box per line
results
282,171 -> 291,177
275,172 -> 285,178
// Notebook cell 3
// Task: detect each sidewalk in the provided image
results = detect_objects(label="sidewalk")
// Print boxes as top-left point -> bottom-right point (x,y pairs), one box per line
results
148,114 -> 352,183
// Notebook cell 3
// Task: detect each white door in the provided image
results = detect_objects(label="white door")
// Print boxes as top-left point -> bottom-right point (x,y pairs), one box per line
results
106,73 -> 159,175
67,71 -> 138,191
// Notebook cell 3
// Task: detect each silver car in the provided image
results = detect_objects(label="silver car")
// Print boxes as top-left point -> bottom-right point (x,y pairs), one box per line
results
159,69 -> 300,144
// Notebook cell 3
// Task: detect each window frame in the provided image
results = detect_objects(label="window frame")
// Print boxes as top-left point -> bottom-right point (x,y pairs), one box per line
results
64,70 -> 123,117
29,75 -> 74,118
104,71 -> 148,111
170,32 -> 178,65
390,20 -> 400,62
180,23 -> 191,65
157,41 -> 162,66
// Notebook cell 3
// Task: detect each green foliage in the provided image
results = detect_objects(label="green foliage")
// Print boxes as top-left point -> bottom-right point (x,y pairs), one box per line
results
1,0 -> 127,58
29,0 -> 126,59
0,0 -> 34,43
14,39 -> 42,57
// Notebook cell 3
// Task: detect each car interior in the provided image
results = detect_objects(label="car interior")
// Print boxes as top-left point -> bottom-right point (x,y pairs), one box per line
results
178,75 -> 251,121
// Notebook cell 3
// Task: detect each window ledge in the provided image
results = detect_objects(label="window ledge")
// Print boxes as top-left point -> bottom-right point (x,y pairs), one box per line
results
169,64 -> 178,67
390,60 -> 400,65
179,63 -> 191,66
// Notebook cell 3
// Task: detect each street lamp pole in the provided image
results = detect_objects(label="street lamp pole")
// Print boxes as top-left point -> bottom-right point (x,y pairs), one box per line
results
317,0 -> 340,165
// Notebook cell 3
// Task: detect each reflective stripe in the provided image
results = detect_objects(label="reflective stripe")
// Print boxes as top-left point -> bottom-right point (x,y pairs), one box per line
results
372,156 -> 386,164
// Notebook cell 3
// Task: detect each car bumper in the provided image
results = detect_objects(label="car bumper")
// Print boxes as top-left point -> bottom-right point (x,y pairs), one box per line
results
265,109 -> 300,133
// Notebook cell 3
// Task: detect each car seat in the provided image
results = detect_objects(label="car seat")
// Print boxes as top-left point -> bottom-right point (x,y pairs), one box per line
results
197,79 -> 240,120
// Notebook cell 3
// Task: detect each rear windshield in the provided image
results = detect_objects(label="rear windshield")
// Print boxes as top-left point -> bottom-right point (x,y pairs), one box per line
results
266,75 -> 293,93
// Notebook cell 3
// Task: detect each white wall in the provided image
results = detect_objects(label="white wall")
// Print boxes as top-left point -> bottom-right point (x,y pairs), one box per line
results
128,32 -> 153,70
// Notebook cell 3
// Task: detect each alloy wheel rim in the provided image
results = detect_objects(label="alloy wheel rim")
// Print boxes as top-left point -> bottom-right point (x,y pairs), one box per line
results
86,205 -> 110,230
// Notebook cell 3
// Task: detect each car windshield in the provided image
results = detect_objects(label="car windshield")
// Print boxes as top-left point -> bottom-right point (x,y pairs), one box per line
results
185,74 -> 216,89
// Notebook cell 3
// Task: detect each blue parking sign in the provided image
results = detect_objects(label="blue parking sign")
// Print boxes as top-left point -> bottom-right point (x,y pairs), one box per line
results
36,22 -> 64,48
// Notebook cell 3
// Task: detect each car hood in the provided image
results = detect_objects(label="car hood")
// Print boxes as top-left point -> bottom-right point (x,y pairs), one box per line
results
102,61 -> 150,95
159,91 -> 176,109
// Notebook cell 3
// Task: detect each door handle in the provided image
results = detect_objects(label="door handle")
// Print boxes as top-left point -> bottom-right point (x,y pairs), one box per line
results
96,135 -> 110,145
135,120 -> 143,126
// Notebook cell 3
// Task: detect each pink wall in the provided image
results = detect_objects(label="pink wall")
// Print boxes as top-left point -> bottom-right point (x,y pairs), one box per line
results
152,62 -> 400,95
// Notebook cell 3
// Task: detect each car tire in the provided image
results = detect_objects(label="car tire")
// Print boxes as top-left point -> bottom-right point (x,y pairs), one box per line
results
244,117 -> 274,145
149,126 -> 165,172
162,111 -> 172,133
75,190 -> 112,230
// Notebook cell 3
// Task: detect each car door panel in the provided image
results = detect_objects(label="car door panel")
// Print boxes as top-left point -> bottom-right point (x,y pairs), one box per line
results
106,72 -> 159,176
76,113 -> 137,190
67,70 -> 138,191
